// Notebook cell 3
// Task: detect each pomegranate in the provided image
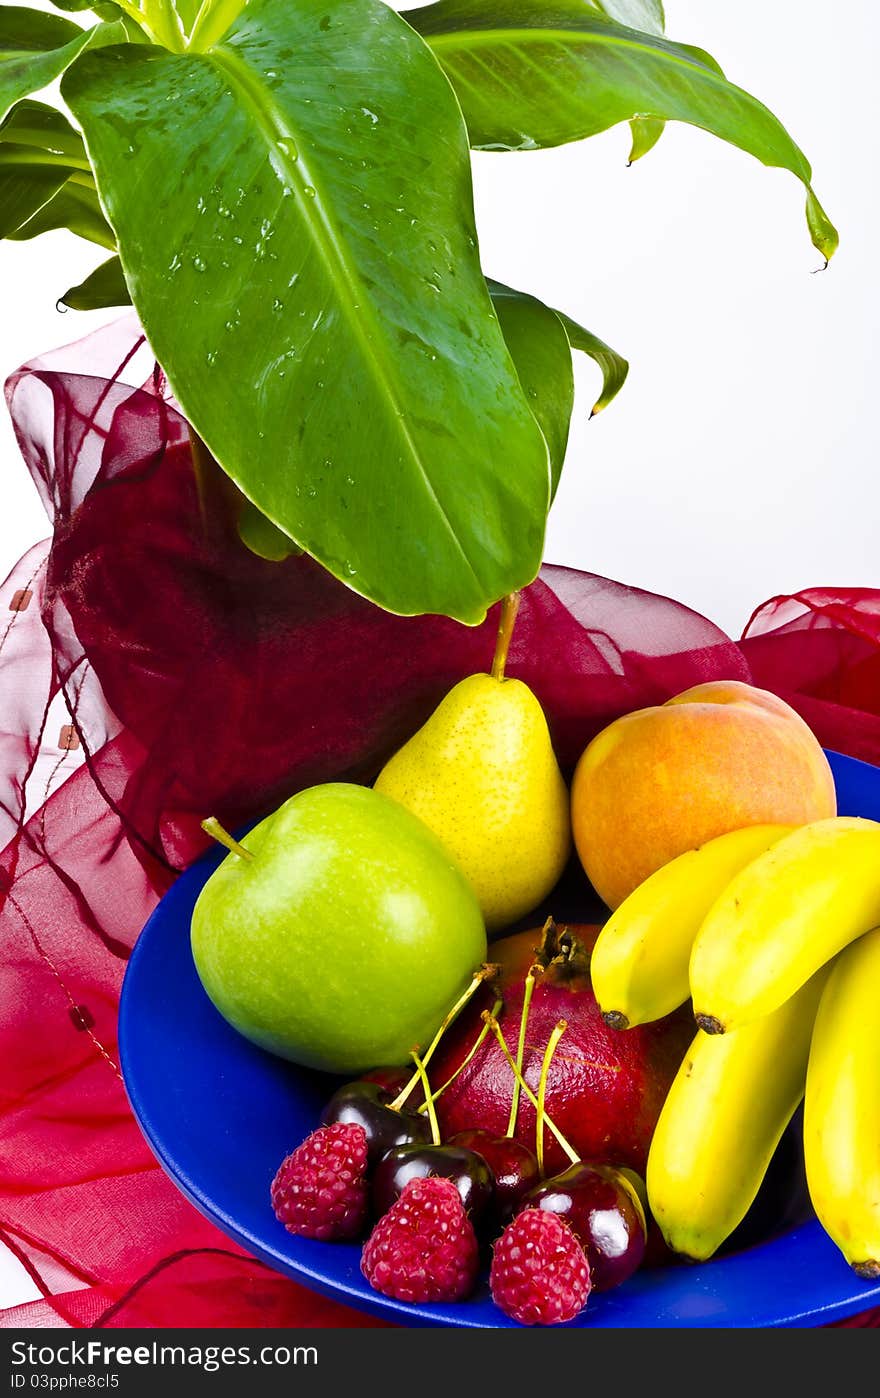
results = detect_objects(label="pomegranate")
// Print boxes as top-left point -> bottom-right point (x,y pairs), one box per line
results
433,920 -> 692,1177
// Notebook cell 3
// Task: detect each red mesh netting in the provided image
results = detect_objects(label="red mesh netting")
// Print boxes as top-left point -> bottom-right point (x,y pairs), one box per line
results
0,320 -> 877,1328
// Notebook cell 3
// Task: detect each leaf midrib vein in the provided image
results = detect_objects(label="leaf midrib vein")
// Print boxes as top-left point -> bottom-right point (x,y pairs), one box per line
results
208,42 -> 483,590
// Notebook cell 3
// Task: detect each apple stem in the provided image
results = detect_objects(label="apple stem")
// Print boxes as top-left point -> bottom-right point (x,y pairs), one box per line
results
506,963 -> 541,1139
410,1048 -> 441,1146
483,1011 -> 579,1166
201,817 -> 254,862
390,964 -> 498,1112
418,997 -> 503,1112
536,1019 -> 567,1179
491,591 -> 521,682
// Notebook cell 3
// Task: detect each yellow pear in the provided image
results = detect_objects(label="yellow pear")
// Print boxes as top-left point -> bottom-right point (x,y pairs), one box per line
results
375,594 -> 571,931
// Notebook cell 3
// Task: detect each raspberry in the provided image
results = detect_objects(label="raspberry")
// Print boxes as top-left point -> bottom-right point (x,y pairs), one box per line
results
271,1123 -> 368,1241
490,1208 -> 591,1325
361,1175 -> 479,1303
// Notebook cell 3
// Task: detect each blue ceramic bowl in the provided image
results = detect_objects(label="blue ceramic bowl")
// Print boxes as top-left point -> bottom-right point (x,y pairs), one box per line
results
119,749 -> 880,1327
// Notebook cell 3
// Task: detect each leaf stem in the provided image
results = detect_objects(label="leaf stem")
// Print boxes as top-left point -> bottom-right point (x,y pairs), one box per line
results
108,0 -> 168,46
188,0 -> 247,51
145,0 -> 185,51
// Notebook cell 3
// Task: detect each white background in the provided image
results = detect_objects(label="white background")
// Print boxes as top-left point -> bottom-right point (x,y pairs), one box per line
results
0,0 -> 877,1307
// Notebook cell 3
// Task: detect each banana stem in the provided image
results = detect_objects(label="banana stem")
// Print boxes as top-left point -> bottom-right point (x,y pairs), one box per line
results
491,591 -> 521,681
390,965 -> 497,1111
483,1011 -> 579,1166
410,1048 -> 440,1146
201,817 -> 253,862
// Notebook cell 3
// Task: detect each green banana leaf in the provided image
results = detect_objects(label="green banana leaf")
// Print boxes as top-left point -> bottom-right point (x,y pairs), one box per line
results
597,0 -> 663,31
0,159 -> 68,237
0,98 -> 92,237
0,7 -> 110,122
237,499 -> 303,562
406,0 -> 837,261
556,312 -> 629,417
594,0 -> 666,161
487,280 -> 629,499
10,175 -> 113,245
60,251 -> 129,308
64,0 -> 551,623
1,97 -> 89,162
487,280 -> 574,499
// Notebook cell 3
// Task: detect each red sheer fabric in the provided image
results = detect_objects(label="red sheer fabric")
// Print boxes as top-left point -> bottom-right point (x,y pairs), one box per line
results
0,322 -> 876,1328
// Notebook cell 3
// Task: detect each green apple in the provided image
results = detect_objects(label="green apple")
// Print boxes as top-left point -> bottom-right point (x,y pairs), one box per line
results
191,782 -> 487,1073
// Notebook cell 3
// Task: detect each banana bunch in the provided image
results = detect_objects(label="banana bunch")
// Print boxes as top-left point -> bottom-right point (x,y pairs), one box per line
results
591,816 -> 880,1270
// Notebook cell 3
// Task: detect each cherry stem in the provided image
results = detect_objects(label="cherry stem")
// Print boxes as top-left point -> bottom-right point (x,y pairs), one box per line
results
410,1048 -> 441,1146
390,965 -> 497,1112
536,1019 -> 567,1178
491,591 -> 521,681
506,963 -> 541,1138
482,1012 -> 579,1166
418,997 -> 503,1113
201,817 -> 254,862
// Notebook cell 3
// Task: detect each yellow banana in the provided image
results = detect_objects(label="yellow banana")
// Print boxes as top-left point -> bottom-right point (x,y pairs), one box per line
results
647,967 -> 829,1260
804,926 -> 880,1277
690,817 -> 880,1034
591,824 -> 793,1029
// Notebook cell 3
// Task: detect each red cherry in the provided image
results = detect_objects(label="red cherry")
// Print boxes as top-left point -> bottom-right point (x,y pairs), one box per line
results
450,1129 -> 539,1225
522,1161 -> 647,1291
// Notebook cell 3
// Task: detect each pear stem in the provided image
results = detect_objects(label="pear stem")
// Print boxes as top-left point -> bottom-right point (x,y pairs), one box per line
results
483,1011 -> 579,1166
537,1019 -> 567,1178
390,965 -> 498,1112
410,1048 -> 441,1146
201,817 -> 254,862
506,963 -> 541,1138
491,591 -> 521,681
418,997 -> 503,1112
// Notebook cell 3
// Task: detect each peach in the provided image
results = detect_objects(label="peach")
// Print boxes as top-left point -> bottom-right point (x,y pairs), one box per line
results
571,681 -> 837,909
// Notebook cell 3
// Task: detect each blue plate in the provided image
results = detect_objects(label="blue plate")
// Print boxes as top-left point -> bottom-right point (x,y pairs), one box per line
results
119,750 -> 880,1327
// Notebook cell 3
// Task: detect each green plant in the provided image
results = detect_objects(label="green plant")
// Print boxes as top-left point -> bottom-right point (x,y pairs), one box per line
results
0,0 -> 836,621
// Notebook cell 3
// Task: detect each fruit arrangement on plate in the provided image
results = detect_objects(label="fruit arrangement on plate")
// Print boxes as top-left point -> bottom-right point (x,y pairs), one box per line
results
188,595 -> 880,1325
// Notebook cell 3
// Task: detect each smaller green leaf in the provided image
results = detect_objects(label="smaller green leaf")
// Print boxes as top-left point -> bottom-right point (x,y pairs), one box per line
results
806,188 -> 839,268
238,500 -> 303,561
0,159 -> 68,236
627,115 -> 663,164
411,1 -> 838,263
11,175 -> 114,246
0,97 -> 88,235
556,312 -> 629,417
1,97 -> 89,163
60,252 -> 129,309
595,0 -> 664,34
488,279 -> 573,501
1,7 -> 87,122
0,10 -> 130,124
593,1 -> 668,162
177,0 -> 215,39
